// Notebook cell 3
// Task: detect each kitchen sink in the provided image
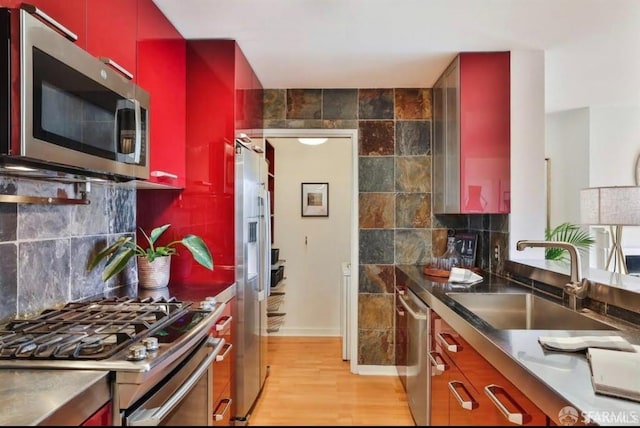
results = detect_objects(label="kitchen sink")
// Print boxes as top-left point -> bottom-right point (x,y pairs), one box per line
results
446,292 -> 618,330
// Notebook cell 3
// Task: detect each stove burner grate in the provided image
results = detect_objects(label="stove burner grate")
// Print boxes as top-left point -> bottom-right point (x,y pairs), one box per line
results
0,296 -> 191,360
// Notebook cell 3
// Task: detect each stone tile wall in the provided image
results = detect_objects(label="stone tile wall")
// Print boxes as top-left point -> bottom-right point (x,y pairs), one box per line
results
0,176 -> 137,322
264,87 -> 509,366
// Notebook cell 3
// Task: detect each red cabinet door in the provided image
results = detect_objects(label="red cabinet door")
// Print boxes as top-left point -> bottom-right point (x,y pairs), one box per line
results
81,401 -> 112,426
136,0 -> 186,188
10,0 -> 86,47
459,52 -> 511,213
86,0 -> 137,82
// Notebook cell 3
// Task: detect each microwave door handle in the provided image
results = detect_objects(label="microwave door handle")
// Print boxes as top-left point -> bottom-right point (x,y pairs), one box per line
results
133,98 -> 142,163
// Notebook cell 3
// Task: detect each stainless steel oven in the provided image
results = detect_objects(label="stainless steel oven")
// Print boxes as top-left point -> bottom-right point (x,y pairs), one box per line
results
125,336 -> 226,426
0,4 -> 150,181
0,296 -> 226,426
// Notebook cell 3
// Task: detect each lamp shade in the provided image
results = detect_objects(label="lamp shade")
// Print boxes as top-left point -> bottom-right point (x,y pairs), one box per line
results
580,186 -> 640,225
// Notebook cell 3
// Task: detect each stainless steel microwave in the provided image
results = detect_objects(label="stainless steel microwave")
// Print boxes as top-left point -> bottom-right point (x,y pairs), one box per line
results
0,5 -> 150,181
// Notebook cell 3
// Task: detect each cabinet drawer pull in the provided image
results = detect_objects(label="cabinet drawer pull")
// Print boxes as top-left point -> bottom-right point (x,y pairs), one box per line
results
437,332 -> 462,352
484,384 -> 531,425
212,398 -> 232,422
215,315 -> 233,332
21,3 -> 78,41
428,351 -> 448,374
215,343 -> 233,362
395,306 -> 405,317
448,380 -> 478,410
99,57 -> 134,80
150,170 -> 179,180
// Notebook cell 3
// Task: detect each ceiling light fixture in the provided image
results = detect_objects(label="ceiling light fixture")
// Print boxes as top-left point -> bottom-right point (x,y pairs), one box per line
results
298,137 -> 328,146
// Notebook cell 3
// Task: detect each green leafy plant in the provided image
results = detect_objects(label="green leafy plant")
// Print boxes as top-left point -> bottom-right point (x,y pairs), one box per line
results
88,224 -> 213,282
544,222 -> 595,261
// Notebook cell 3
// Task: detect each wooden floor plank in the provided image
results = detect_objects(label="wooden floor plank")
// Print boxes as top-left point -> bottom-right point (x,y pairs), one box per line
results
248,336 -> 415,426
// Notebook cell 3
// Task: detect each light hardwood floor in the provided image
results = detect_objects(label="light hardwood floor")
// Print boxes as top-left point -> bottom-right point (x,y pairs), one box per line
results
248,336 -> 415,426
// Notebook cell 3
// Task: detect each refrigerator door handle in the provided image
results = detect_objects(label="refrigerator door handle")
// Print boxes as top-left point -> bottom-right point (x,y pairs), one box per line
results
263,187 -> 272,298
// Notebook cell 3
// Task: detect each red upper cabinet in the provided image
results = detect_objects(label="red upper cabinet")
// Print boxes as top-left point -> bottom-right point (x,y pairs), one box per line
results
433,52 -> 510,214
137,40 -> 263,285
135,0 -> 186,189
86,0 -> 137,82
5,0 -> 87,47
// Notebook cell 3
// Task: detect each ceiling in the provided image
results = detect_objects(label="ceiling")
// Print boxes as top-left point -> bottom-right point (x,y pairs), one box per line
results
153,0 -> 640,112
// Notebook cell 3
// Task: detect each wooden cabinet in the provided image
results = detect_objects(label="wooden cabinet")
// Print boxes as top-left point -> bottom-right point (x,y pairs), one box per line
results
430,310 -> 549,425
135,0 -> 186,189
210,297 -> 235,425
267,259 -> 286,333
433,52 -> 511,214
266,140 -> 275,243
86,0 -> 137,82
81,401 -> 112,426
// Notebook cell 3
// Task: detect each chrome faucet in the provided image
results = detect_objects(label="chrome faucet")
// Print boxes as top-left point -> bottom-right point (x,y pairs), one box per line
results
516,240 -> 590,310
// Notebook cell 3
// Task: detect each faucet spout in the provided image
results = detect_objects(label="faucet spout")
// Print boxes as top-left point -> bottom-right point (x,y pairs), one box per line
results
515,240 -> 582,283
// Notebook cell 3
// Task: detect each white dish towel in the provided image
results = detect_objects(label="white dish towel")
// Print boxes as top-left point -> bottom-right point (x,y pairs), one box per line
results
538,335 -> 636,352
448,267 -> 483,284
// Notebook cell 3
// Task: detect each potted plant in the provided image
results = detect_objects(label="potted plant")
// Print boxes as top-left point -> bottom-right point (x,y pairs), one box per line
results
544,222 -> 595,261
88,224 -> 213,289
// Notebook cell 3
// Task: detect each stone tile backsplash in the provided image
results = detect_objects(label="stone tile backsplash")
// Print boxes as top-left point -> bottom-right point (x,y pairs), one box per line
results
264,87 -> 508,366
0,176 -> 137,322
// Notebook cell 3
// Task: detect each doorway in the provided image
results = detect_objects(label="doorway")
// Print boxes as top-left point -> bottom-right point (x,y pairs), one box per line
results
263,129 -> 359,374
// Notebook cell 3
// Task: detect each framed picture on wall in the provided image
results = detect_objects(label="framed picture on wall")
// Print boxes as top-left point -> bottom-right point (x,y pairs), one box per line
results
301,182 -> 329,217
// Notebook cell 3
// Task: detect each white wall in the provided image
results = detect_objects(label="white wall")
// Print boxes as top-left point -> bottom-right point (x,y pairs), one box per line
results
509,50 -> 547,260
268,137 -> 352,336
589,106 -> 640,257
545,107 -> 590,227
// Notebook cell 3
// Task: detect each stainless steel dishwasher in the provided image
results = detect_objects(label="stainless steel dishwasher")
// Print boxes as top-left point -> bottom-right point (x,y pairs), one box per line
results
398,288 -> 431,426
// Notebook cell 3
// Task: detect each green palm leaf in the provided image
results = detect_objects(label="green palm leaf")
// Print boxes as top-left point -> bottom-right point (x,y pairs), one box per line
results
544,222 -> 595,261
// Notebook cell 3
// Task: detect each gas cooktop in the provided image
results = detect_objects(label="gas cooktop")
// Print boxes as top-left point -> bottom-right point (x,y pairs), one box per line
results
0,296 -> 224,372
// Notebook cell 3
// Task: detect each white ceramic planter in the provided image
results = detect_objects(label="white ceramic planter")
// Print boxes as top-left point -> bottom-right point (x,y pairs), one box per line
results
137,255 -> 171,289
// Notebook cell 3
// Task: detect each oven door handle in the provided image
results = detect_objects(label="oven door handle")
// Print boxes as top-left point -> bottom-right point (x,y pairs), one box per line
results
127,337 -> 226,426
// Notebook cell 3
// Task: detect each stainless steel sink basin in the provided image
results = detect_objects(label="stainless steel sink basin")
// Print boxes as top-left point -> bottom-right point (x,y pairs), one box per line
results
446,293 -> 618,330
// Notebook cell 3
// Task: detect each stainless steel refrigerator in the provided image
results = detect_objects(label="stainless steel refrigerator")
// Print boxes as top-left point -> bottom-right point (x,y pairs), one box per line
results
234,140 -> 271,425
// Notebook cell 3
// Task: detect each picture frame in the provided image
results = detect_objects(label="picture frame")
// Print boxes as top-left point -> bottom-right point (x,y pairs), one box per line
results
454,232 -> 478,268
301,182 -> 329,217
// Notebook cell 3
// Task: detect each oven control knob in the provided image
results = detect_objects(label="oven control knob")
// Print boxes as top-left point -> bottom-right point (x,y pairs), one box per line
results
142,337 -> 159,351
128,344 -> 147,361
199,297 -> 217,311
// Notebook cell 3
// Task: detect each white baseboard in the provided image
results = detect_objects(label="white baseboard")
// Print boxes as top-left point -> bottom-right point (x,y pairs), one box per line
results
267,327 -> 341,336
356,365 -> 399,376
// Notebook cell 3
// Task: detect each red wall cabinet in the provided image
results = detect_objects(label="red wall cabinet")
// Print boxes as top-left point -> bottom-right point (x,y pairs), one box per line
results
433,52 -> 510,214
137,40 -> 263,285
135,0 -> 186,189
86,0 -> 137,82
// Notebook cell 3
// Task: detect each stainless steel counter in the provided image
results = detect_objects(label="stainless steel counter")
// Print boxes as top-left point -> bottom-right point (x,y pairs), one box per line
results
396,264 -> 640,426
0,370 -> 110,425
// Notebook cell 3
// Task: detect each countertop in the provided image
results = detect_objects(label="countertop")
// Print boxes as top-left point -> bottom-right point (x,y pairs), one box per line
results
0,280 -> 236,426
396,264 -> 640,426
0,370 -> 110,425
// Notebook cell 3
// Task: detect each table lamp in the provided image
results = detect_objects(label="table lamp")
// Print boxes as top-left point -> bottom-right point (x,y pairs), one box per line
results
580,186 -> 640,274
